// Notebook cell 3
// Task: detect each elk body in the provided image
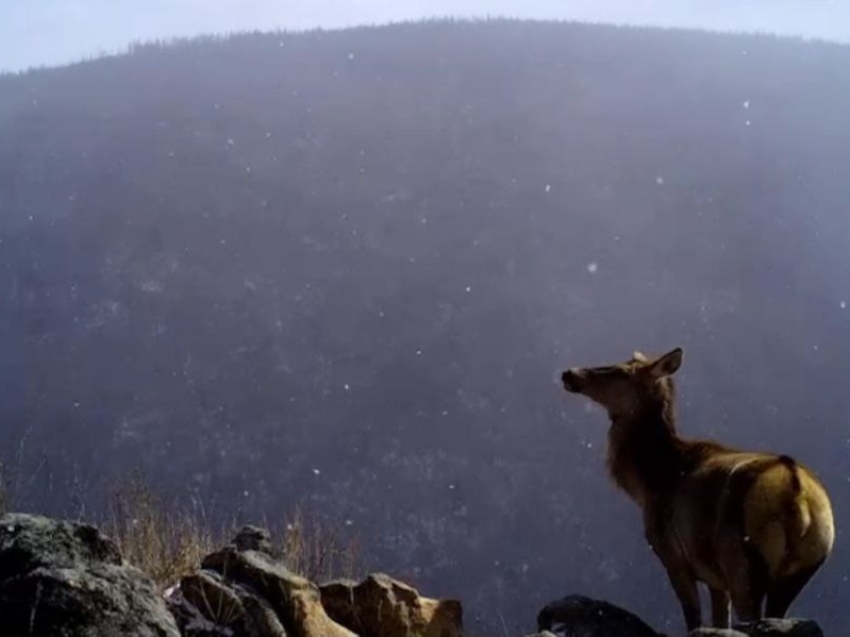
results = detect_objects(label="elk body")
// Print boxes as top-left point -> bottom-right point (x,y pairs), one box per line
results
560,348 -> 834,631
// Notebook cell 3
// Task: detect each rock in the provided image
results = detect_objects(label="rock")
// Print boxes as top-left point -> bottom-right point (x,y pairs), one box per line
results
536,594 -> 662,637
202,543 -> 354,637
166,585 -> 234,637
733,619 -> 823,637
689,630 -> 748,637
320,573 -> 463,637
0,512 -> 180,637
232,525 -> 276,556
168,570 -> 287,637
522,633 -> 559,637
238,589 -> 289,637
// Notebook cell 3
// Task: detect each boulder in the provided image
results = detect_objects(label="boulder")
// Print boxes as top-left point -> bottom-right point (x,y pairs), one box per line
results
733,619 -> 823,637
320,573 -> 463,637
0,512 -> 180,637
169,570 -> 287,637
201,543 -> 355,637
166,584 -> 234,637
231,525 -> 276,557
536,595 -> 662,637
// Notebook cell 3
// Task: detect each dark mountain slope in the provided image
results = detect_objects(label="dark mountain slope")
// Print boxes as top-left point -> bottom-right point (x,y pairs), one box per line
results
2,19 -> 850,633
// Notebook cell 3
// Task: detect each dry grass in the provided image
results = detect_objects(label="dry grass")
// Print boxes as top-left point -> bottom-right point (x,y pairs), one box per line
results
0,436 -> 363,590
0,460 -> 8,516
103,472 -> 219,590
280,506 -> 361,583
100,472 -> 361,589
0,427 -> 41,516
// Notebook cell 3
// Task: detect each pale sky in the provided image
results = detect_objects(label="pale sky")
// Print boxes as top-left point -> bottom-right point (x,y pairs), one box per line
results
2,0 -> 849,73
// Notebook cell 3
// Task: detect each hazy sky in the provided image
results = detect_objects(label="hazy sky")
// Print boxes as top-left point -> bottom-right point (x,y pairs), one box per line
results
2,0 -> 849,73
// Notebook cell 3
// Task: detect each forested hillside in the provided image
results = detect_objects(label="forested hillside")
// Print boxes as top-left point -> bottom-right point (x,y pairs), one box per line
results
1,20 -> 850,633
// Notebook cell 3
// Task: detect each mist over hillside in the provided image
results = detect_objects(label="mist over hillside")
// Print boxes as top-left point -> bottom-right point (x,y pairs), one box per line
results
2,19 -> 850,634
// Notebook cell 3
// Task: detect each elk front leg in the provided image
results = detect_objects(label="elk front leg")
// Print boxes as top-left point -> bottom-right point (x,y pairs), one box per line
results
710,587 -> 730,628
663,563 -> 702,630
645,517 -> 702,630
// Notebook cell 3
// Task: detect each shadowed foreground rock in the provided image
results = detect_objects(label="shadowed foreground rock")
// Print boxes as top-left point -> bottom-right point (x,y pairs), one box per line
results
536,594 -> 663,637
320,573 -> 463,637
535,596 -> 825,637
690,619 -> 824,637
0,513 -> 180,637
170,526 -> 464,637
167,569 -> 287,637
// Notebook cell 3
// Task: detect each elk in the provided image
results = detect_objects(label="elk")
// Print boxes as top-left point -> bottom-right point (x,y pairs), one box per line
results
560,347 -> 834,631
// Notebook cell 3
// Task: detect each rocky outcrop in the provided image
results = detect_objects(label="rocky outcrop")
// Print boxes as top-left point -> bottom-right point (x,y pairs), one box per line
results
164,525 -> 351,637
201,544 -> 354,637
168,526 -> 464,637
534,595 -> 825,637
0,512 -> 828,637
320,573 -> 463,637
536,594 -> 662,637
0,512 -> 180,637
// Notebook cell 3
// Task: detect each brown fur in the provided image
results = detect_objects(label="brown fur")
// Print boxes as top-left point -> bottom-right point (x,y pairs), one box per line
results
561,348 -> 834,631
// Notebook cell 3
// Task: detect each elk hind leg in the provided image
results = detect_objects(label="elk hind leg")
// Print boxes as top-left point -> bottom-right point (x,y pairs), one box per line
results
729,546 -> 770,623
765,560 -> 824,618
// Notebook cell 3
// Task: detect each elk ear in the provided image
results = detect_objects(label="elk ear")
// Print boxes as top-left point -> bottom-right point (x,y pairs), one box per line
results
632,351 -> 649,363
649,347 -> 683,378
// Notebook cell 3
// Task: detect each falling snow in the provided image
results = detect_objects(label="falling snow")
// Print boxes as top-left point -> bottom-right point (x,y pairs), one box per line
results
587,262 -> 599,274
841,301 -> 846,310
545,184 -> 551,193
655,176 -> 664,185
743,100 -> 751,109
